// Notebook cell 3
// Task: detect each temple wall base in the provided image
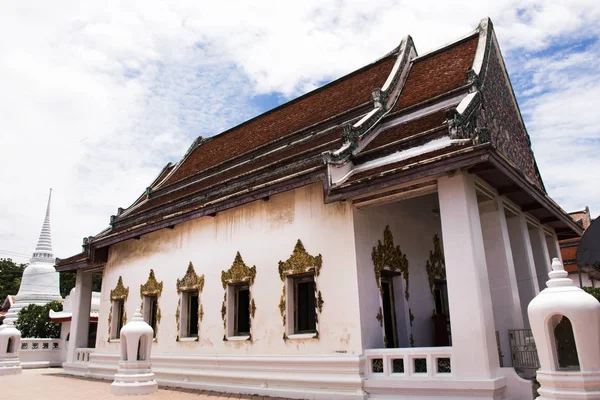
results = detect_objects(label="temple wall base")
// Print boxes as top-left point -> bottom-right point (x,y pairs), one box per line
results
536,370 -> 600,400
73,352 -> 367,400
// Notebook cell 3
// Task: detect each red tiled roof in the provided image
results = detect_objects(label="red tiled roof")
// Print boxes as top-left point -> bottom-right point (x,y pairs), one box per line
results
393,35 -> 479,112
162,56 -> 398,187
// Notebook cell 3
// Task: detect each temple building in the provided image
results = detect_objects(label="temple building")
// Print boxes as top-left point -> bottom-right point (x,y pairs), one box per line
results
6,190 -> 62,323
56,18 -> 582,399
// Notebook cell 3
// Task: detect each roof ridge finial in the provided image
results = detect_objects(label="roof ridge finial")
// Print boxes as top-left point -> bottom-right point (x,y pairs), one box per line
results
30,188 -> 54,263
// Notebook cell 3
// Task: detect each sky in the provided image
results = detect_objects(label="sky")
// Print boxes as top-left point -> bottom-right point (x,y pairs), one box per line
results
0,0 -> 599,263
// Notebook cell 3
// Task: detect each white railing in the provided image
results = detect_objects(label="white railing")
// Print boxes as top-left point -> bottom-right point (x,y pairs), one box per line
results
75,348 -> 94,364
364,347 -> 453,378
19,338 -> 63,368
20,338 -> 61,351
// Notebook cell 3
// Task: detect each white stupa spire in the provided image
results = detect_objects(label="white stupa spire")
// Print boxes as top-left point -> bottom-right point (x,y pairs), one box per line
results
5,189 -> 62,322
30,189 -> 54,263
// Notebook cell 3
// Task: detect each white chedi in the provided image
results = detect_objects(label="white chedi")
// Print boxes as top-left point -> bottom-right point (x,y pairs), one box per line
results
111,308 -> 158,395
8,189 -> 62,317
528,258 -> 600,400
0,309 -> 22,375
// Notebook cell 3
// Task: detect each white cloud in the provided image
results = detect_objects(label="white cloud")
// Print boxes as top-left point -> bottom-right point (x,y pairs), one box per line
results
0,0 -> 598,262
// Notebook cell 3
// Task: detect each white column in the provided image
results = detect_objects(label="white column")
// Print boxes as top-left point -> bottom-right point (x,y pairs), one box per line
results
479,197 -> 524,367
545,229 -> 563,263
529,225 -> 553,295
506,213 -> 539,327
66,270 -> 93,365
437,172 -> 499,379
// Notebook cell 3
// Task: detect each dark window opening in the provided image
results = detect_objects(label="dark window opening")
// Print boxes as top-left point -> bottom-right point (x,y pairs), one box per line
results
294,276 -> 316,333
146,296 -> 158,338
555,316 -> 580,370
115,300 -> 124,339
235,286 -> 250,336
381,275 -> 398,348
433,281 -> 451,347
187,292 -> 199,336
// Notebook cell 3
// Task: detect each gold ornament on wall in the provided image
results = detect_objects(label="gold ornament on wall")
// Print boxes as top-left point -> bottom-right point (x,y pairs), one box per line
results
278,239 -> 323,280
140,269 -> 163,298
372,226 -> 409,347
221,252 -> 257,340
376,307 -> 383,327
108,276 -> 129,342
111,276 -> 129,300
140,269 -> 163,340
175,262 -> 205,341
425,234 -> 446,294
221,252 -> 257,288
372,226 -> 409,299
277,240 -> 324,340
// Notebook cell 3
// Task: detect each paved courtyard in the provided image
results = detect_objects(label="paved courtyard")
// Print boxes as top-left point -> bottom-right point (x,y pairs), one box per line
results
0,368 -> 294,400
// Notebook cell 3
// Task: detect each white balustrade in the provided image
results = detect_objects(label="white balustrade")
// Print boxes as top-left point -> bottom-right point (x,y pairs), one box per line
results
364,347 -> 452,378
75,348 -> 94,364
20,338 -> 61,351
18,338 -> 63,368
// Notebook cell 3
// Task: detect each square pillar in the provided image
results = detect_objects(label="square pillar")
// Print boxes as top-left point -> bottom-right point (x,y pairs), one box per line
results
544,229 -> 563,263
437,172 -> 499,379
529,224 -> 553,294
506,212 -> 539,327
479,197 -> 524,367
65,269 -> 93,365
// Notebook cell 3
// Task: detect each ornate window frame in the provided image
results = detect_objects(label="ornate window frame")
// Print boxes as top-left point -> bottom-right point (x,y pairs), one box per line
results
140,269 -> 163,340
372,226 -> 409,347
278,240 -> 323,341
108,276 -> 129,342
425,234 -> 446,294
175,262 -> 205,341
221,252 -> 256,341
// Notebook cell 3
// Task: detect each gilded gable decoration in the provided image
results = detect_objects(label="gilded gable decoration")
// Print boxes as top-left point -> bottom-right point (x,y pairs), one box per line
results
425,234 -> 446,294
278,240 -> 324,340
108,276 -> 129,342
175,262 -> 205,341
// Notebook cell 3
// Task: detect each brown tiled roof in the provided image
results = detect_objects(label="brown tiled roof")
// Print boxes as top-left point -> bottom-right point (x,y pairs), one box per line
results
56,252 -> 87,268
360,110 -> 448,154
126,130 -> 342,218
347,144 -> 471,184
59,26 -> 491,267
392,35 -> 478,112
162,56 -> 398,187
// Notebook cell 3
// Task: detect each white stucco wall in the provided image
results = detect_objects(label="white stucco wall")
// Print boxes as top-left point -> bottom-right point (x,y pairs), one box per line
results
352,193 -> 440,350
95,184 -> 364,357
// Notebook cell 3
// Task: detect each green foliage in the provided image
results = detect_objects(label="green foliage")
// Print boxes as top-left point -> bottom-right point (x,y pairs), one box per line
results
59,272 -> 102,298
0,258 -> 26,301
15,301 -> 63,338
582,287 -> 600,302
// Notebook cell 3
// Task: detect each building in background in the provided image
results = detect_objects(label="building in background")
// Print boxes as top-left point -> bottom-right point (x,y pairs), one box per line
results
560,207 -> 598,287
